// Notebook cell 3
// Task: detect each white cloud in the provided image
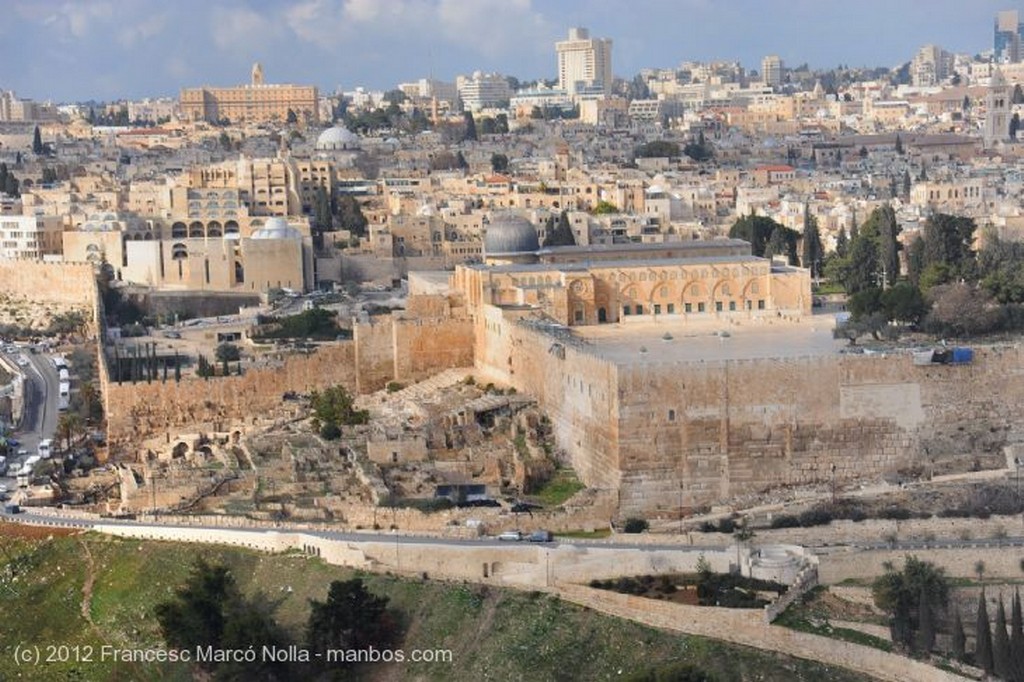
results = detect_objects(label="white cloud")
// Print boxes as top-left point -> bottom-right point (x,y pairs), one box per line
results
436,0 -> 548,58
118,13 -> 167,48
61,1 -> 114,39
210,5 -> 286,55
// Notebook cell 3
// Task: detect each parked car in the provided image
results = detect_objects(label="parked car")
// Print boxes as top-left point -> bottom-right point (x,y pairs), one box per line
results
528,530 -> 554,543
497,530 -> 523,541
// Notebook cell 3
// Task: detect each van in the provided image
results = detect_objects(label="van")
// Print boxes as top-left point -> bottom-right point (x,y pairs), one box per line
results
497,530 -> 523,541
38,440 -> 52,459
528,530 -> 554,543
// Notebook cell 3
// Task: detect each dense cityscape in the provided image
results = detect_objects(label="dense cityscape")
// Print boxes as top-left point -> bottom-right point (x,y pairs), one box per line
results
6,3 -> 1024,681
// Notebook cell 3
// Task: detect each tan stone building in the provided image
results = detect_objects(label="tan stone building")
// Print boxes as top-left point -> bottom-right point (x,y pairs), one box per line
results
180,63 -> 318,125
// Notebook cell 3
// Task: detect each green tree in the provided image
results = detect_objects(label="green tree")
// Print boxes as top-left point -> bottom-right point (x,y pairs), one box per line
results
543,211 -> 576,247
490,153 -> 509,173
978,589 -> 995,675
872,555 -> 949,651
309,385 -> 368,435
306,579 -> 395,676
915,586 -> 935,652
922,214 -> 976,279
494,113 -> 509,133
215,343 -> 240,363
462,111 -> 477,141
56,412 -> 82,451
32,126 -> 43,155
996,596 -> 1012,679
155,560 -> 287,679
636,140 -> 680,158
952,609 -> 967,661
906,236 -> 925,286
835,227 -> 848,258
592,200 -> 619,215
801,211 -> 824,278
841,233 -> 880,294
894,133 -> 904,155
880,283 -> 927,325
286,108 -> 298,124
336,196 -> 368,238
1011,589 -> 1024,681
728,214 -> 797,260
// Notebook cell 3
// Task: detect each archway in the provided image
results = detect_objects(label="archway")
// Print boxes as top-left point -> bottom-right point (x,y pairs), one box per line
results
188,221 -> 204,238
171,222 -> 187,239
598,307 -> 607,323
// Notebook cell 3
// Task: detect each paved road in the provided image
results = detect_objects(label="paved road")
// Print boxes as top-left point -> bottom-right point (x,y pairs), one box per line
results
0,348 -> 59,492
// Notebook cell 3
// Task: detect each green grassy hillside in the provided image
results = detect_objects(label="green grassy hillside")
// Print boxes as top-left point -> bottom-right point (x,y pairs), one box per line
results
0,530 -> 869,681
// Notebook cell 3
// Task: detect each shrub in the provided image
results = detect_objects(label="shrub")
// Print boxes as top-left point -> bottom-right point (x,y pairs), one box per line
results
319,422 -> 342,440
798,508 -> 833,527
770,514 -> 801,529
878,506 -> 911,521
623,517 -> 649,534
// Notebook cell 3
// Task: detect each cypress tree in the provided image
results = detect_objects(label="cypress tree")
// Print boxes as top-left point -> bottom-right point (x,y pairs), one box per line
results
1012,590 -> 1024,682
32,126 -> 43,155
978,589 -> 994,675
997,595 -> 1012,679
916,586 -> 935,653
174,352 -> 181,383
835,228 -> 848,258
801,208 -> 824,278
952,609 -> 966,661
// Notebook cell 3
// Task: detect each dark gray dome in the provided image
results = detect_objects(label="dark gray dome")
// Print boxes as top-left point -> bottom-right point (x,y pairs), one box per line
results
483,214 -> 539,256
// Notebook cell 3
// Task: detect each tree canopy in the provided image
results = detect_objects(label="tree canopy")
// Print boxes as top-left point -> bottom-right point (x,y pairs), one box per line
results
728,214 -> 799,265
872,555 -> 949,652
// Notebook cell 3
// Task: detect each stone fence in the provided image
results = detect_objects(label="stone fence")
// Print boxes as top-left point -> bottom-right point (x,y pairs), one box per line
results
555,583 -> 968,682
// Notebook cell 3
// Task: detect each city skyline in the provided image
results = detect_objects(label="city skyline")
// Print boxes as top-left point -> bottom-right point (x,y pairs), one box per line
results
1,0 -> 1022,102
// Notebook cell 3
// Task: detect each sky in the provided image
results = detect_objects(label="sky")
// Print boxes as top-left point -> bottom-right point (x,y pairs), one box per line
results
0,0 -> 1018,102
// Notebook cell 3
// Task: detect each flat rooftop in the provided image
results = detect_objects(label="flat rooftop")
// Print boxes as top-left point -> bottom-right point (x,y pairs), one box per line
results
568,315 -> 845,366
466,254 -> 767,274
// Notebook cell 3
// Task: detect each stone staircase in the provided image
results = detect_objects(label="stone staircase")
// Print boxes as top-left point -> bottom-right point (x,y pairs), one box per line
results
357,367 -> 475,412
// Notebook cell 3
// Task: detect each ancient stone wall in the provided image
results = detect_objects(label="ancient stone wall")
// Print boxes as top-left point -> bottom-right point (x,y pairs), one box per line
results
392,316 -> 474,386
104,344 -> 356,448
473,307 -> 622,490
353,317 -> 394,393
0,261 -> 97,308
612,348 -> 1024,514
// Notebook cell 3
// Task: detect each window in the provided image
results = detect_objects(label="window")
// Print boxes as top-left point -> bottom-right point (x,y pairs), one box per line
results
745,300 -> 752,310
667,303 -> 675,314
623,306 -> 631,316
668,409 -> 676,422
716,301 -> 723,312
636,304 -> 643,315
758,299 -> 766,310
654,304 -> 662,315
729,301 -> 736,311
697,302 -> 705,313
574,309 -> 584,323
685,303 -> 692,313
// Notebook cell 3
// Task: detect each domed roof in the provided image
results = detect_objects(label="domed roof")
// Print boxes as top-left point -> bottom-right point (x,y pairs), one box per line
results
251,217 -> 302,240
315,125 -> 360,151
483,214 -> 539,256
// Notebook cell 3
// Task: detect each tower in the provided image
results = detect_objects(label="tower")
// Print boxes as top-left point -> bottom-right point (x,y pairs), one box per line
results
251,62 -> 264,87
556,28 -> 613,98
761,55 -> 783,89
985,67 -> 1012,147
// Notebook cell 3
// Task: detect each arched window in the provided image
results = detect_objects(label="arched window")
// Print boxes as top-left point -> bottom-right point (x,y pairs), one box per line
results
171,243 -> 188,260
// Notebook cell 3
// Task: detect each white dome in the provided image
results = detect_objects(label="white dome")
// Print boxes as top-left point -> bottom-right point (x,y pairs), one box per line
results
251,217 -> 302,240
316,125 -> 360,151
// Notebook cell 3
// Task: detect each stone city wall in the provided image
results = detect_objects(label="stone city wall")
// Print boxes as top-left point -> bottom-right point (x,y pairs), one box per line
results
104,343 -> 356,448
0,261 -> 97,308
818,545 -> 1024,584
613,347 -> 1024,514
473,307 -> 622,490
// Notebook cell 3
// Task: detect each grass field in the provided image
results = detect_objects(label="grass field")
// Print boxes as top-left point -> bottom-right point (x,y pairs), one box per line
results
0,528 -> 872,682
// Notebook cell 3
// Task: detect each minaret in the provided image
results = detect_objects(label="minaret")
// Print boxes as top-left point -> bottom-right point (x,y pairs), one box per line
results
251,62 -> 264,87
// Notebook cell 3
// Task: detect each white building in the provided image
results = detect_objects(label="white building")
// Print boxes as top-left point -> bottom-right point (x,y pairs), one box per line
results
556,27 -> 613,98
456,72 -> 512,112
911,45 -> 952,87
0,215 -> 63,260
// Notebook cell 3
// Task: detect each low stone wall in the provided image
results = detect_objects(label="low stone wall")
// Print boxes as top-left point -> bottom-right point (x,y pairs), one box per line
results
556,583 -> 968,682
819,545 -> 1024,584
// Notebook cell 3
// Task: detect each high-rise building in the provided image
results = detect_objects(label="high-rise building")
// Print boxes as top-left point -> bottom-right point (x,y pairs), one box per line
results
180,63 -> 319,125
556,27 -> 613,98
761,55 -> 783,89
911,45 -> 952,87
995,10 -> 1023,63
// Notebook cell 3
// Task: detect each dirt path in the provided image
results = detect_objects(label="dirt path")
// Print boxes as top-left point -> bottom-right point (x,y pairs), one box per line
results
78,538 -> 96,625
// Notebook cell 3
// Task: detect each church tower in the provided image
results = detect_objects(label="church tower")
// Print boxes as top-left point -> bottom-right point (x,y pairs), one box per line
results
251,62 -> 264,87
984,67 -> 1011,147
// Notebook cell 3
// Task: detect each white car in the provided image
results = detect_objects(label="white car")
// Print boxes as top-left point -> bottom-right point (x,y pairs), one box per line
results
15,356 -> 29,367
497,531 -> 523,541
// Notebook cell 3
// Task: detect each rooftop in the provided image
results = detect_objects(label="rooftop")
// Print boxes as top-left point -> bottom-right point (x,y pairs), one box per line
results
569,315 -> 844,366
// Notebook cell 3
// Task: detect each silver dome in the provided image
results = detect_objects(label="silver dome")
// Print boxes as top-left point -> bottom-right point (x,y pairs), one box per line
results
483,214 -> 539,256
315,125 -> 360,151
